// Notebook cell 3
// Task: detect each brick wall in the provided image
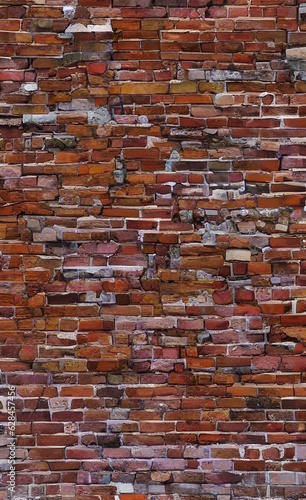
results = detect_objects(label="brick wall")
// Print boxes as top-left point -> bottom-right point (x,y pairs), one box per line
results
1,0 -> 306,498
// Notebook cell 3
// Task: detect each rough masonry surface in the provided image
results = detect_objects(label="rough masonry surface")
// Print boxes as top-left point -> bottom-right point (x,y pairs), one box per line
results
0,0 -> 306,499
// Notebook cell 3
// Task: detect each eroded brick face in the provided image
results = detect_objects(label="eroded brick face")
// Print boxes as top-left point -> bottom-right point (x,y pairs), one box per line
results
1,0 -> 306,499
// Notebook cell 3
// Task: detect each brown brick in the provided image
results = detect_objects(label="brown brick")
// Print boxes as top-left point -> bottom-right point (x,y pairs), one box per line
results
180,255 -> 224,269
110,82 -> 168,94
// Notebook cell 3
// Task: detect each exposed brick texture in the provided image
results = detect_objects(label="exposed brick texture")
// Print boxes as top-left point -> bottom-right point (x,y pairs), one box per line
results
1,0 -> 306,499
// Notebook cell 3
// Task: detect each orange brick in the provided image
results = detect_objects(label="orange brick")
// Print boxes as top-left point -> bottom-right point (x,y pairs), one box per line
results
248,262 -> 272,275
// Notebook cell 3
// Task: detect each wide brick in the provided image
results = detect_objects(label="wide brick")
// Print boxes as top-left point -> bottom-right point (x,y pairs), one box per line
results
248,262 -> 272,275
281,315 -> 306,327
180,255 -> 224,269
110,82 -> 168,94
170,81 -> 197,93
177,318 -> 204,330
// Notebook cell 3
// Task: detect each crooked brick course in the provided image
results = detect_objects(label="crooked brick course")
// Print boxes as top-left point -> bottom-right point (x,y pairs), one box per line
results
1,0 -> 306,499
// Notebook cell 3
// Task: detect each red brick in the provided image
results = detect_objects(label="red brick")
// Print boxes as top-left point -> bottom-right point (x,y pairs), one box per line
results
213,290 -> 233,305
177,318 -> 204,330
66,448 -> 101,460
270,236 -> 301,248
205,319 -> 230,330
29,448 -> 65,460
120,496 -> 147,500
281,315 -> 306,327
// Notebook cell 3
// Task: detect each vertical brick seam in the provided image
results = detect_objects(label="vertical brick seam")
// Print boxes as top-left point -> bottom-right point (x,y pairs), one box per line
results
0,0 -> 306,499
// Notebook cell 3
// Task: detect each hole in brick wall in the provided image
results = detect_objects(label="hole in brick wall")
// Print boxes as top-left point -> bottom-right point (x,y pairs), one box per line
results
300,3 -> 306,22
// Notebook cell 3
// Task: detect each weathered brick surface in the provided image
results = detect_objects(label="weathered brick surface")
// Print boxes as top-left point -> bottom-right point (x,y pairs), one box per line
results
1,0 -> 306,499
